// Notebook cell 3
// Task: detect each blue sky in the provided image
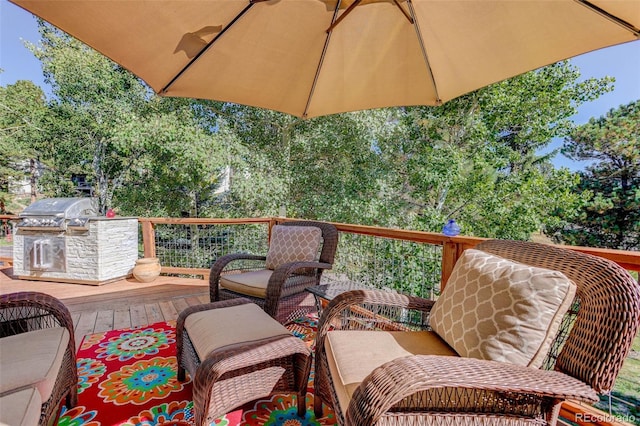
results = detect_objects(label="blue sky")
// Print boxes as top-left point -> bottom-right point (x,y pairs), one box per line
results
2,0 -> 639,170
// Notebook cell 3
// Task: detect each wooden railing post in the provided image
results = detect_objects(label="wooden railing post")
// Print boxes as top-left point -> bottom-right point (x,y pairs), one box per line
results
440,238 -> 471,290
441,241 -> 457,290
140,219 -> 157,259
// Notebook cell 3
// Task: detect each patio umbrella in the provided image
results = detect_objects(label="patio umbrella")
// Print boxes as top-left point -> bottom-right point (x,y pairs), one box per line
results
10,0 -> 640,118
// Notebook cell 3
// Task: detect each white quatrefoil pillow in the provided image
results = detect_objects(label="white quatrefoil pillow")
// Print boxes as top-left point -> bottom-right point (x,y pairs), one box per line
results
429,249 -> 576,368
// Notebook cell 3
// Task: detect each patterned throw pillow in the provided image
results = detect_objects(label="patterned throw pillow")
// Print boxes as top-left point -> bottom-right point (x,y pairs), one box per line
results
265,225 -> 322,270
429,249 -> 576,368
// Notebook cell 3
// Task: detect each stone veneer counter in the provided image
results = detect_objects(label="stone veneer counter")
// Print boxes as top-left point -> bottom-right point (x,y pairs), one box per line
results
13,217 -> 138,285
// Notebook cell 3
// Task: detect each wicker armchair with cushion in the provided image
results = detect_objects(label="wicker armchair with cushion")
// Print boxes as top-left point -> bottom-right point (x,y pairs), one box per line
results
0,291 -> 78,426
210,220 -> 338,324
313,240 -> 640,426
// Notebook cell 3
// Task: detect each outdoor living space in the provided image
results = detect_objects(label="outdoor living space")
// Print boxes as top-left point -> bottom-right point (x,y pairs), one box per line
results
2,2 -> 639,424
1,216 -> 639,426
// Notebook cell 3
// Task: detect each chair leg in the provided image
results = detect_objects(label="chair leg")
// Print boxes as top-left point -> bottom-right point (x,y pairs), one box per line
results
66,386 -> 78,408
314,394 -> 323,418
297,391 -> 306,417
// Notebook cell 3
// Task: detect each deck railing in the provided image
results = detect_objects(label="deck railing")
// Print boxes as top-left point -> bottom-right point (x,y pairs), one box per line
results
2,214 -> 639,424
0,215 -> 14,266
138,216 -> 640,426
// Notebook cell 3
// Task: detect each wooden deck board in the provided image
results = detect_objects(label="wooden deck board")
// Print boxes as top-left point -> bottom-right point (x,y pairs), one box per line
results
158,301 -> 179,322
71,312 -> 81,329
1,267 -> 209,343
75,311 -> 98,348
145,303 -> 164,325
185,296 -> 202,307
94,310 -> 115,333
129,305 -> 148,328
113,309 -> 132,330
172,298 -> 190,314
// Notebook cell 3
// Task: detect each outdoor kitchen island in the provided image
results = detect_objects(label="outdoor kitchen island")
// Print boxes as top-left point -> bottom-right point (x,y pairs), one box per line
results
12,198 -> 139,285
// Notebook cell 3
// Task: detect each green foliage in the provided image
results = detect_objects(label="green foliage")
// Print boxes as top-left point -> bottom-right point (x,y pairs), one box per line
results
373,61 -> 607,239
26,23 -> 230,216
0,79 -> 48,211
558,100 -> 640,250
288,112 -> 384,223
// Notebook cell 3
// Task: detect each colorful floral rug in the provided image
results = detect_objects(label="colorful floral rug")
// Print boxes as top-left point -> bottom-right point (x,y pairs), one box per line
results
57,315 -> 337,426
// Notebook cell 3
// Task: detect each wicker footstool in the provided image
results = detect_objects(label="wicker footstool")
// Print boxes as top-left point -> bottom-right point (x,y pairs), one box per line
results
176,298 -> 312,426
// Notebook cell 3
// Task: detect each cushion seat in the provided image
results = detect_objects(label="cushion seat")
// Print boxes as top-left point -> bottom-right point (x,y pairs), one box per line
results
0,327 -> 70,401
220,270 -> 318,301
219,270 -> 273,299
0,387 -> 42,426
325,330 -> 458,413
184,302 -> 293,360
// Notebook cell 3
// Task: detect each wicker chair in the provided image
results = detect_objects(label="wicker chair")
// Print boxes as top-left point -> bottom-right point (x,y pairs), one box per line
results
210,220 -> 338,323
0,291 -> 78,426
313,240 -> 640,426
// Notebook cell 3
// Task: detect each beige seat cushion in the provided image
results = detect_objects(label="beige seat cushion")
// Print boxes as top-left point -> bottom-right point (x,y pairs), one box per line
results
429,249 -> 577,368
325,330 -> 458,414
0,327 -> 70,401
220,269 -> 273,298
220,270 -> 317,299
0,387 -> 42,426
184,302 -> 292,360
265,225 -> 322,270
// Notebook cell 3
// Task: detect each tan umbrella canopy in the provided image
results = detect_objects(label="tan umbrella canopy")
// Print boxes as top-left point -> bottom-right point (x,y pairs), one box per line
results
10,0 -> 640,118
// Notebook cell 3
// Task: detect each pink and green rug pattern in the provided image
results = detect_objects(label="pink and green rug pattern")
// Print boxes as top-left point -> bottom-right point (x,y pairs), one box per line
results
57,315 -> 336,426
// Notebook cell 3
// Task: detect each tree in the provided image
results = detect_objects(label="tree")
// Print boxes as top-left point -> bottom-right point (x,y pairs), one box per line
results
28,23 -> 229,216
0,80 -> 48,211
375,61 -> 609,240
194,103 -> 386,223
559,100 -> 640,250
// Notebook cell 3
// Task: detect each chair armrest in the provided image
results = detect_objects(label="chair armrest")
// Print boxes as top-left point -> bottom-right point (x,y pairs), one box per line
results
0,291 -> 74,342
262,261 -> 332,318
270,261 -> 333,287
209,253 -> 267,300
316,289 -> 435,343
210,253 -> 267,276
346,355 -> 599,426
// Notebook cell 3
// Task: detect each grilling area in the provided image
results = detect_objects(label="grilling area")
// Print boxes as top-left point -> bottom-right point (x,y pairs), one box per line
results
11,197 -> 138,285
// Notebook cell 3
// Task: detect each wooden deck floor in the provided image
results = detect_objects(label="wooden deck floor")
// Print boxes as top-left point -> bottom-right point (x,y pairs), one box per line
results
0,266 -> 209,350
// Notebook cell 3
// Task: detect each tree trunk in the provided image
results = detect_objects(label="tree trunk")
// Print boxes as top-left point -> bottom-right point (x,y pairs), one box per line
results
30,158 -> 37,203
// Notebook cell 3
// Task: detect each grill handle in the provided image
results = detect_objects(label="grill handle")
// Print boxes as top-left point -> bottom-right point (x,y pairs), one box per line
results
33,239 -> 54,269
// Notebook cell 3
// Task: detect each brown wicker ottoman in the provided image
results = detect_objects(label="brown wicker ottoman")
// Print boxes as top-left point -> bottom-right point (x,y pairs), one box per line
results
176,298 -> 312,426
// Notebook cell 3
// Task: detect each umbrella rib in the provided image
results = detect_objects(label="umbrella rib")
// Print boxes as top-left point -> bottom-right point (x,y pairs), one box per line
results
304,0 -> 344,118
326,0 -> 362,33
575,0 -> 640,37
392,0 -> 414,24
327,0 -> 412,33
406,0 -> 442,104
160,1 -> 258,95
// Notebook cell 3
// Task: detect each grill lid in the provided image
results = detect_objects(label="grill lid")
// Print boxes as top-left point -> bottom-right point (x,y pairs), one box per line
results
20,198 -> 99,218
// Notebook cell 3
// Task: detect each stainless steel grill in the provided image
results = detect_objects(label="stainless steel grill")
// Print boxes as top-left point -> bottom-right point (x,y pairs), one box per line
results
16,198 -> 99,273
17,198 -> 98,231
